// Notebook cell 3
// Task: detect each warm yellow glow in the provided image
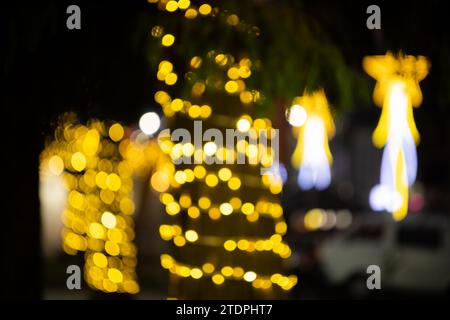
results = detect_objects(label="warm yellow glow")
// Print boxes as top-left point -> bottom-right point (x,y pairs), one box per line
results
202,263 -> 215,274
224,240 -> 237,251
106,173 -> 121,191
190,56 -> 202,69
188,105 -> 201,118
243,271 -> 257,282
161,254 -> 174,269
275,221 -> 287,235
71,152 -> 87,172
165,0 -> 178,12
228,177 -> 241,190
166,202 -> 181,215
190,268 -> 203,279
200,105 -> 212,118
233,267 -> 244,278
225,80 -> 238,93
218,168 -> 232,181
238,66 -> 251,78
123,281 -> 140,294
185,8 -> 198,19
108,268 -> 123,283
230,197 -> 242,210
101,211 -> 117,229
212,274 -> 225,285
237,239 -> 250,250
215,54 -> 228,66
89,222 -> 105,239
185,230 -> 198,242
198,196 -> 211,209
105,241 -> 120,256
109,123 -> 124,142
150,171 -> 170,192
160,193 -> 174,205
187,206 -> 200,218
241,202 -> 254,215
199,4 -> 212,15
227,14 -> 239,26
174,235 -> 186,247
221,266 -> 234,277
304,208 -> 325,230
240,91 -> 253,104
42,117 -> 142,294
227,67 -> 239,79
48,155 -> 64,175
178,0 -> 191,10
205,174 -> 219,187
193,166 -> 206,180
219,203 -> 233,215
162,34 -> 175,47
208,207 -> 221,220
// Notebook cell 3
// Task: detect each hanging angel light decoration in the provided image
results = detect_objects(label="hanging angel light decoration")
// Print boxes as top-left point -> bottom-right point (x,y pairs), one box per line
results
364,52 -> 430,221
287,90 -> 335,190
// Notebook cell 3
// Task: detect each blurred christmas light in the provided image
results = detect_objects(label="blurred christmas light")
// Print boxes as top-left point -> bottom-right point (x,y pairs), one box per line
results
149,0 -> 295,298
40,115 -> 140,294
286,104 -> 307,127
139,112 -> 161,135
364,52 -> 430,221
289,90 -> 335,190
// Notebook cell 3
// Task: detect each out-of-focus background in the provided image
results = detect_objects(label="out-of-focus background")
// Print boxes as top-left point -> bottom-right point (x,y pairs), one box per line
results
3,0 -> 450,299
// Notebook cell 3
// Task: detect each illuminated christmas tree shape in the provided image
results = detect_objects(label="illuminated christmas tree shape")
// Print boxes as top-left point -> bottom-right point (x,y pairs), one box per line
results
289,90 -> 335,190
364,52 -> 430,221
149,0 -> 296,299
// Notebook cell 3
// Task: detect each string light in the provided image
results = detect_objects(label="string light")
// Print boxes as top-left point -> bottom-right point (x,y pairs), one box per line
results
41,115 -> 140,294
158,224 -> 291,258
160,254 -> 298,290
149,0 -> 295,298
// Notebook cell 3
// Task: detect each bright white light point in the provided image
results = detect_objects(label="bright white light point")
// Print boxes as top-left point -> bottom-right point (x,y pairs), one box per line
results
287,104 -> 307,127
204,142 -> 217,156
243,271 -> 257,282
370,184 -> 403,213
369,184 -> 387,211
237,119 -> 251,132
139,112 -> 161,135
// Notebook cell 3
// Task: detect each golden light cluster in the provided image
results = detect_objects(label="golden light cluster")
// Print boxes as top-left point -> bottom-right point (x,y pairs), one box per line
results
148,0 -> 296,298
160,254 -> 297,291
149,0 -> 260,35
41,116 -> 140,294
152,52 -> 262,120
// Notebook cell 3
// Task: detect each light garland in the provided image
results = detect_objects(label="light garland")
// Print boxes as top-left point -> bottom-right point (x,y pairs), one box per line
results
160,254 -> 298,291
41,115 -> 140,294
149,0 -> 296,298
159,224 -> 292,258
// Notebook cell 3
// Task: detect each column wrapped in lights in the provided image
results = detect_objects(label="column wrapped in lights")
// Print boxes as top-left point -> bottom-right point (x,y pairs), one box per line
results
287,90 -> 335,190
149,0 -> 297,299
41,114 -> 141,294
364,52 -> 430,221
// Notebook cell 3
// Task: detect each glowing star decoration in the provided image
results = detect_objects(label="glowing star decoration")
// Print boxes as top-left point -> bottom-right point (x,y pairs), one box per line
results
364,52 -> 430,221
289,90 -> 335,190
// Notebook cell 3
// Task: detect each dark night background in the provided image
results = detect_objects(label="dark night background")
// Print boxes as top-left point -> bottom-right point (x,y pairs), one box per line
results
2,0 -> 450,299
